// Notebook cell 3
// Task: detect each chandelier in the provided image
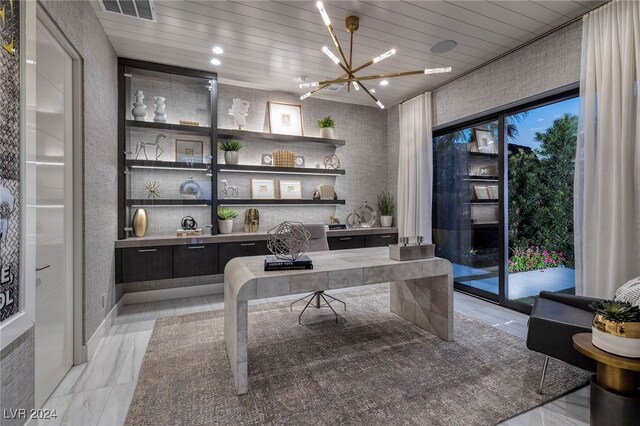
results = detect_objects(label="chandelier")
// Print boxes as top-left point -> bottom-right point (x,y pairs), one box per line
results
299,2 -> 452,109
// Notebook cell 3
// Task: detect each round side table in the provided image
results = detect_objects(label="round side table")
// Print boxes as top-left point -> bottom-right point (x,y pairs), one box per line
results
573,333 -> 640,426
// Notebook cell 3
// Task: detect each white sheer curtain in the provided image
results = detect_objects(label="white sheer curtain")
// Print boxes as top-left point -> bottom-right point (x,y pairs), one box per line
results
397,93 -> 433,242
575,0 -> 640,298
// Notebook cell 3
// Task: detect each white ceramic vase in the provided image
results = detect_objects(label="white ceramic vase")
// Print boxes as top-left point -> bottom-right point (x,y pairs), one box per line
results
380,216 -> 393,227
218,219 -> 233,234
153,96 -> 167,123
320,127 -> 334,139
131,90 -> 147,121
224,151 -> 240,165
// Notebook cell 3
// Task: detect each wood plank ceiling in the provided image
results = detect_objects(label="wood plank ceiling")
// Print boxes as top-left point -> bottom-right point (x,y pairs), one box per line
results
92,0 -> 606,107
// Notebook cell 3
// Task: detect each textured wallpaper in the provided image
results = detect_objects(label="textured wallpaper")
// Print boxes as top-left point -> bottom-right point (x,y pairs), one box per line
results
432,22 -> 582,127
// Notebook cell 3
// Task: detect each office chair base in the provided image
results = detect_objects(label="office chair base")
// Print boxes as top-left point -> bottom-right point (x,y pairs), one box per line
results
290,291 -> 346,324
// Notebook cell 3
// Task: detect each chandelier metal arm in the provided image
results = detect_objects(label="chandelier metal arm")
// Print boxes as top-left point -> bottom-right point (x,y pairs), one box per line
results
319,69 -> 430,86
327,24 -> 350,70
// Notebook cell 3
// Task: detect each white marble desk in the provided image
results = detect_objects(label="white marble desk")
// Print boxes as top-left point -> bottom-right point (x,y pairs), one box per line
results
223,246 -> 453,395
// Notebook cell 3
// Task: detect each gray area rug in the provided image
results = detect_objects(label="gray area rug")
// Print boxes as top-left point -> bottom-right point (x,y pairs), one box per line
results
126,286 -> 589,425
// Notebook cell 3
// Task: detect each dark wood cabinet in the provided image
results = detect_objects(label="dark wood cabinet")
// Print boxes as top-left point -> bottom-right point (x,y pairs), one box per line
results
327,235 -> 366,251
365,233 -> 398,247
173,244 -> 218,278
120,246 -> 173,283
218,240 -> 270,273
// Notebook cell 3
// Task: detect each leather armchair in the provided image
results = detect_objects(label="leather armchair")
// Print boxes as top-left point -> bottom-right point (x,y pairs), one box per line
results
527,291 -> 602,393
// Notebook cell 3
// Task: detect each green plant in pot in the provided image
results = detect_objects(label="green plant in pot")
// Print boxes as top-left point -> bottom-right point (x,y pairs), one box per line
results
377,191 -> 395,228
218,140 -> 244,165
217,207 -> 238,234
317,116 -> 336,139
590,299 -> 640,358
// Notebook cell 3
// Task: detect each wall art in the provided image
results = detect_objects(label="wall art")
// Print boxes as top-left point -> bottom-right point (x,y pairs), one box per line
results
175,139 -> 203,163
279,180 -> 302,199
268,101 -> 304,136
251,178 -> 275,199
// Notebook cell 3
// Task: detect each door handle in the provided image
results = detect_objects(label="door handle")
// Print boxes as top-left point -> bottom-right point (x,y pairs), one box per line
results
138,248 -> 157,253
339,237 -> 352,241
36,264 -> 51,272
240,243 -> 256,247
188,245 -> 205,250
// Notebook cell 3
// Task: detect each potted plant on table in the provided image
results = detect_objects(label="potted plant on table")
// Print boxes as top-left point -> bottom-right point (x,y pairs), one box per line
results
377,191 -> 395,228
217,207 -> 238,234
590,300 -> 640,358
218,140 -> 244,165
317,116 -> 336,139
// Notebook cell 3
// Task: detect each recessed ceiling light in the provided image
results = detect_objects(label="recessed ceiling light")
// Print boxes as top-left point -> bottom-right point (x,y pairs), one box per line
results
370,89 -> 376,93
379,80 -> 389,86
431,40 -> 457,54
212,46 -> 224,54
297,75 -> 309,82
210,58 -> 221,66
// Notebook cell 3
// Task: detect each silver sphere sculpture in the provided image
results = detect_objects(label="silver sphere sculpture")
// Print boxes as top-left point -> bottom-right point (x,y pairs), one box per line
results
323,154 -> 341,170
267,221 -> 311,261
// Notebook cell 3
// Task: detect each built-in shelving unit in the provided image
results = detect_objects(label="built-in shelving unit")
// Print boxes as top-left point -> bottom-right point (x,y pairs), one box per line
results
218,128 -> 346,147
125,119 -> 211,136
217,164 -> 345,176
126,199 -> 213,206
217,199 -> 345,206
125,159 -> 211,171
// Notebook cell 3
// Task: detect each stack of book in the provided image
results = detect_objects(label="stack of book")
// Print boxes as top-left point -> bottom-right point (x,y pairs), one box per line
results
264,255 -> 313,271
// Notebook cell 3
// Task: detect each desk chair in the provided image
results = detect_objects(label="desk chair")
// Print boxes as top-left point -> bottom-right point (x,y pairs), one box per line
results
289,224 -> 346,323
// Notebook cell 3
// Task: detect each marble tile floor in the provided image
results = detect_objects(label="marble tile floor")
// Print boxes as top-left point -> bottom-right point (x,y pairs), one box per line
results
37,285 -> 589,426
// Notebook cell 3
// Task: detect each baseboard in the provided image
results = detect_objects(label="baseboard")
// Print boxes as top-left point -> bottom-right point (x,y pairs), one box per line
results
83,297 -> 124,362
121,283 -> 223,305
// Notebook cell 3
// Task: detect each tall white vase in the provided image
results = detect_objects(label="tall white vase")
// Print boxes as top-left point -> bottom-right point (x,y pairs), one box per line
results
131,90 -> 147,121
153,96 -> 167,123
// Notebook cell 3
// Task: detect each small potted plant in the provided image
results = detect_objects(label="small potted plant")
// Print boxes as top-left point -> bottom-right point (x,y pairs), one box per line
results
217,207 -> 238,234
590,299 -> 640,358
377,191 -> 395,228
218,140 -> 244,165
317,116 -> 336,139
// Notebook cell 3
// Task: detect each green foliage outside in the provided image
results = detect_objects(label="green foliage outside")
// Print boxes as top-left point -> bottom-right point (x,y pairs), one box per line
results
508,113 -> 578,270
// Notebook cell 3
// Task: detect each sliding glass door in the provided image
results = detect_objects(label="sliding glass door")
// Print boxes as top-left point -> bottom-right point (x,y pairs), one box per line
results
505,97 -> 579,307
432,92 -> 579,312
433,120 -> 501,302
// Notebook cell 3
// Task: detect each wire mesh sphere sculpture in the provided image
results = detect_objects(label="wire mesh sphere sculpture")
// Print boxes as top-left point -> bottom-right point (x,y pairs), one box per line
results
267,221 -> 311,261
323,153 -> 341,170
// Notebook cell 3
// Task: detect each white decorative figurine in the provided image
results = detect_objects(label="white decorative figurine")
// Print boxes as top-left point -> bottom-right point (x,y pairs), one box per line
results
131,90 -> 148,121
153,96 -> 167,123
229,98 -> 249,130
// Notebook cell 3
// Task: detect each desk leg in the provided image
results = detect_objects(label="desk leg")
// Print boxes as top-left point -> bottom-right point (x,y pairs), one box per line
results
224,281 -> 249,395
390,274 -> 453,342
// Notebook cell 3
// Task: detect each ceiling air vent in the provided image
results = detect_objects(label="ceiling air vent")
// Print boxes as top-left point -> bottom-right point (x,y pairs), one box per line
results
99,0 -> 156,22
325,83 -> 346,93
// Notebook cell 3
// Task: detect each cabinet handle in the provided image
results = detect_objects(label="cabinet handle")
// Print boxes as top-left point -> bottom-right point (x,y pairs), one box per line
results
188,245 -> 205,250
138,248 -> 157,253
240,243 -> 256,246
36,264 -> 51,272
339,237 -> 352,241
380,235 -> 391,239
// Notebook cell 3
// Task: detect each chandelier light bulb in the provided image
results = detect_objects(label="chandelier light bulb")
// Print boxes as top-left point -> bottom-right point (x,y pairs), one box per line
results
322,46 -> 341,65
299,81 -> 319,89
373,49 -> 396,63
317,1 -> 331,26
352,81 -> 360,91
300,92 -> 313,100
376,100 -> 385,109
424,67 -> 452,74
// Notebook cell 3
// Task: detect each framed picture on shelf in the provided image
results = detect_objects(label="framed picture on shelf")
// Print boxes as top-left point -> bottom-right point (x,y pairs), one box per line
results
473,129 -> 498,154
251,178 -> 275,199
268,101 -> 304,136
175,139 -> 204,162
279,180 -> 302,199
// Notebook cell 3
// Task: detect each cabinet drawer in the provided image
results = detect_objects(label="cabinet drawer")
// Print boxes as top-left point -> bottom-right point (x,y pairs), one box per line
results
365,233 -> 398,247
121,246 -> 173,283
328,235 -> 366,251
173,244 -> 218,278
218,240 -> 269,273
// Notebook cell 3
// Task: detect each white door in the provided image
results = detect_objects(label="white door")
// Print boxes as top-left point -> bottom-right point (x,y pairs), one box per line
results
34,18 -> 74,407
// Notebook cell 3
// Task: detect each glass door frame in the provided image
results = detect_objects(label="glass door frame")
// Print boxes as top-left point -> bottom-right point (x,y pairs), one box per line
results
432,84 -> 580,315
